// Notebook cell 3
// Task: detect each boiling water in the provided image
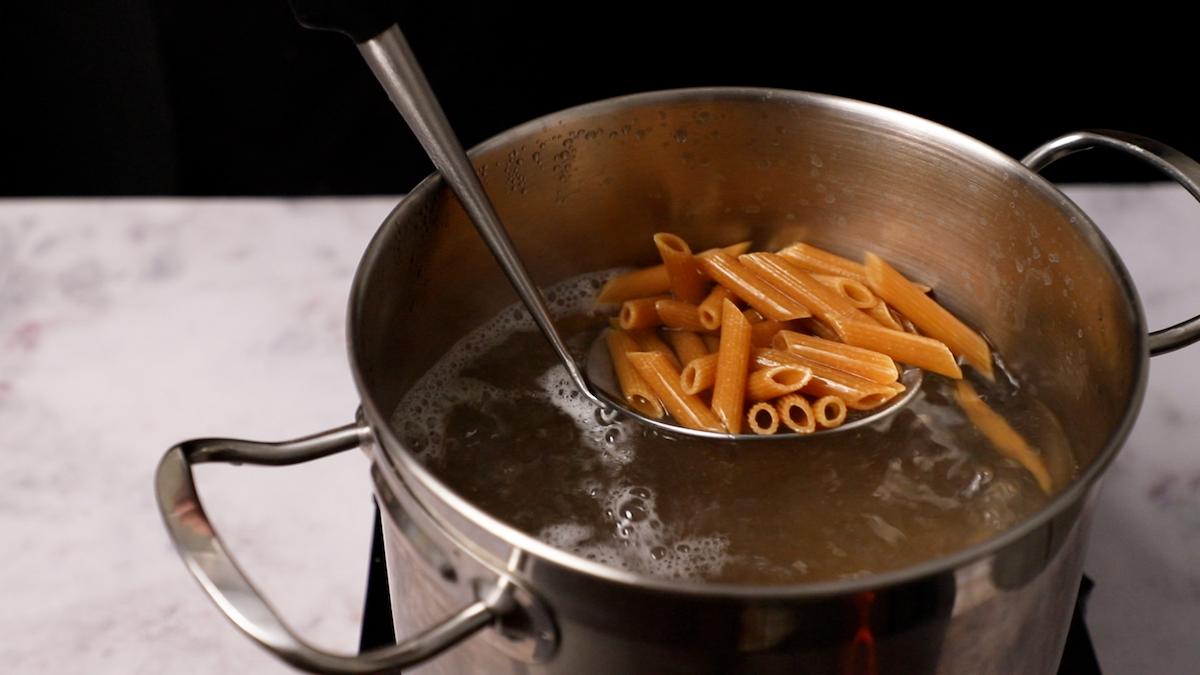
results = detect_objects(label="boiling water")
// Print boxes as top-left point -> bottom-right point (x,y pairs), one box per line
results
391,272 -> 1075,584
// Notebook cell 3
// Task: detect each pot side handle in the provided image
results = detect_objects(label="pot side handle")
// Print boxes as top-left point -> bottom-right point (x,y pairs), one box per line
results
1022,130 -> 1200,356
154,422 -> 501,674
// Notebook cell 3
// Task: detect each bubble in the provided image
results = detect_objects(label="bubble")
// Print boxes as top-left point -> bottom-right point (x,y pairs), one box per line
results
619,499 -> 648,522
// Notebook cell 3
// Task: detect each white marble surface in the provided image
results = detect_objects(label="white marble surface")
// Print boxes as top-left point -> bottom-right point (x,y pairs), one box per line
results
1,188 -> 1197,673
0,199 -> 390,674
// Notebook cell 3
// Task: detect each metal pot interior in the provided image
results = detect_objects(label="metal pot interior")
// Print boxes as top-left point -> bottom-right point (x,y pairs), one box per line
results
349,88 -> 1142,579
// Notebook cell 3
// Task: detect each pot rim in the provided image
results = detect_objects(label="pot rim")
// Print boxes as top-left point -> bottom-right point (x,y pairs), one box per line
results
348,86 -> 1148,599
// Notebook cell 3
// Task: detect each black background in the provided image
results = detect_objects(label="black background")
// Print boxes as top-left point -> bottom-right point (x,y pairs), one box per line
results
3,3 -> 1194,196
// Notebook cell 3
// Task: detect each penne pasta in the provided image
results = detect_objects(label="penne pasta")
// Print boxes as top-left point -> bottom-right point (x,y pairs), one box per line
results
630,328 -> 681,369
665,330 -> 709,367
655,299 -> 708,332
802,317 -> 842,342
604,330 -> 666,419
864,253 -> 993,380
777,242 -> 872,285
739,252 -> 866,339
955,380 -> 1052,494
653,233 -> 708,304
698,286 -> 735,330
697,252 -> 811,322
862,301 -> 905,331
680,353 -> 720,394
840,320 -> 963,379
753,348 -> 903,411
747,402 -> 781,435
627,351 -> 725,432
772,330 -> 899,384
746,365 -> 813,402
812,273 -> 878,309
597,266 -> 672,306
598,235 -> 1000,437
711,299 -> 752,433
619,295 -> 669,330
597,241 -> 752,303
776,394 -> 815,433
750,319 -> 787,348
778,242 -> 931,293
813,395 -> 848,429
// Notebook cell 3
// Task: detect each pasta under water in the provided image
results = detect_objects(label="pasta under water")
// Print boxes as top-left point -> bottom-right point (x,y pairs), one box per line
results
392,271 -> 1075,584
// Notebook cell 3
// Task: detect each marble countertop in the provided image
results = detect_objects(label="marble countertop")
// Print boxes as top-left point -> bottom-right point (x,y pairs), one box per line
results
1,188 -> 1197,674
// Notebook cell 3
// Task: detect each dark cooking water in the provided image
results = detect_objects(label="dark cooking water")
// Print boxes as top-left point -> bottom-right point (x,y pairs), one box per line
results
391,272 -> 1076,584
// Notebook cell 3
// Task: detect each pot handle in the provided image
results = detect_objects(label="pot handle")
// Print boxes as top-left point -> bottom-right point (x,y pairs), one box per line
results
1022,130 -> 1200,356
155,422 -> 503,674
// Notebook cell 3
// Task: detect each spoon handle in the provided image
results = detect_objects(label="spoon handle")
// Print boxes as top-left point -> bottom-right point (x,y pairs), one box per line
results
358,28 -> 595,402
291,2 -> 598,404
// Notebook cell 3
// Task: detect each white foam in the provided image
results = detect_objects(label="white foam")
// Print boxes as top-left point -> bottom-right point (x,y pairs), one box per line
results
392,270 -> 618,461
537,484 -> 732,580
537,523 -> 594,549
534,364 -> 639,465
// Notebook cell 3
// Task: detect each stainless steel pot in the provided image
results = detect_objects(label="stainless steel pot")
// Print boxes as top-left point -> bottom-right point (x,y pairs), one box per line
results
156,88 -> 1200,674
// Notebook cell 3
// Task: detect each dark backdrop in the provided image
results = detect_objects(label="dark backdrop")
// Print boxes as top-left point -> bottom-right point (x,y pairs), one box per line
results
3,3 -> 1194,196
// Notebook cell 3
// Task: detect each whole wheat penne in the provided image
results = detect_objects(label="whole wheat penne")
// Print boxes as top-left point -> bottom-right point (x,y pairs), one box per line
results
604,330 -> 666,419
862,301 -> 905,331
776,394 -> 815,433
627,351 -> 725,432
777,242 -> 872,284
812,273 -> 878,309
654,233 -> 708,304
712,299 -> 752,433
750,319 -> 787,348
742,309 -> 766,323
778,242 -> 931,293
655,299 -> 708,332
630,328 -> 681,369
680,353 -> 720,394
701,333 -> 721,352
803,317 -> 842,342
739,252 -> 865,338
865,253 -> 993,380
619,295 -> 669,330
753,348 -> 903,410
772,330 -> 899,384
840,320 -> 962,379
698,286 -> 735,330
697,252 -> 811,321
597,266 -> 671,306
665,330 -> 709,367
813,395 -> 848,429
747,402 -> 780,435
597,242 -> 752,303
955,380 -> 1052,494
746,365 -> 812,402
